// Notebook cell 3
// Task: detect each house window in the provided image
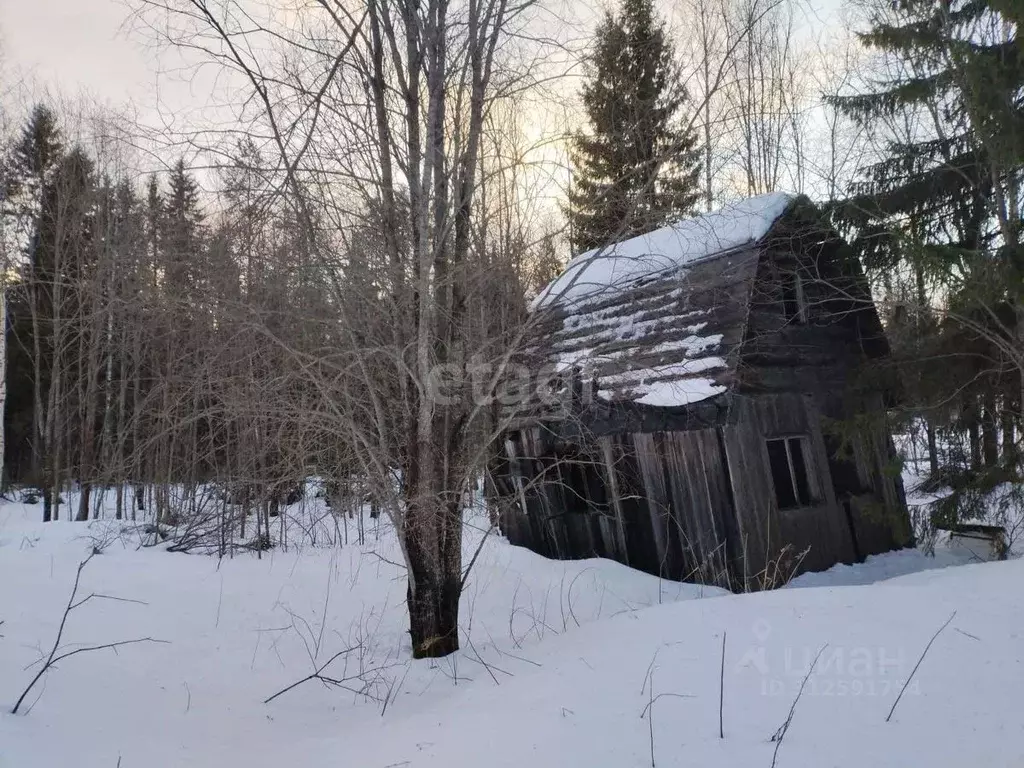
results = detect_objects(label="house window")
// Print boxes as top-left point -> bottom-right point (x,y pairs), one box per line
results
781,270 -> 806,323
766,437 -> 813,509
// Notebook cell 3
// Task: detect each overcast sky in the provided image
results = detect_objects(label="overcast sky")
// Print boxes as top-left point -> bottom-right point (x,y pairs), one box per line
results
0,0 -> 845,195
0,0 -> 244,171
2,0 -> 844,109
1,0 -> 153,105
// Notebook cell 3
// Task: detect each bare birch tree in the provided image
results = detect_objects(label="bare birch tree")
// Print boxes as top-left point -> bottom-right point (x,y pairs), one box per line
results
131,0 -> 554,657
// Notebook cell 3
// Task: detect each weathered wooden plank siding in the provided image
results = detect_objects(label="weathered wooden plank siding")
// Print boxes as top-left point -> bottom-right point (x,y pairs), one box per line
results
492,203 -> 910,591
631,433 -> 675,577
497,427 -> 736,589
498,392 -> 907,591
603,434 -> 663,575
661,430 -> 732,583
724,224 -> 909,582
598,437 -> 630,564
722,394 -> 857,584
826,393 -> 912,558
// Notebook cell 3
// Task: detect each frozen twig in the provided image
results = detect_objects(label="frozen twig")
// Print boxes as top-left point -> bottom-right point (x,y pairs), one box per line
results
263,645 -> 378,703
719,631 -> 726,739
640,691 -> 697,718
464,637 -> 510,685
460,521 -> 496,591
11,554 -> 166,715
886,611 -> 957,723
639,648 -> 695,768
770,643 -> 827,768
646,668 -> 656,768
70,593 -> 148,610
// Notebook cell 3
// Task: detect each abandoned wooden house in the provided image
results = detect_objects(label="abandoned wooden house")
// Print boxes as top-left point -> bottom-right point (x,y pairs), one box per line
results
489,193 -> 912,590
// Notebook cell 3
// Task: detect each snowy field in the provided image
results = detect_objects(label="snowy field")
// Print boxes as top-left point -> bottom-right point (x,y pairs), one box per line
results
1,482 -> 1022,767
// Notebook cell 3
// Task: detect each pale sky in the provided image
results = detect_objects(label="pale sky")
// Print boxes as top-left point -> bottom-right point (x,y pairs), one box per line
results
1,0 -> 153,105
0,0 -> 847,201
0,0 -> 230,155
2,0 -> 844,113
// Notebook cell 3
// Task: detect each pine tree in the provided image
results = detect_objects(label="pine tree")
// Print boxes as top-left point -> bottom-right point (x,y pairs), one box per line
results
567,0 -> 701,254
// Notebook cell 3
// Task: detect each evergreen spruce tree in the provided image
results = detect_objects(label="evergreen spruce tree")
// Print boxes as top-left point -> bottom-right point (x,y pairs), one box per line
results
1,106 -> 93,510
567,0 -> 700,254
7,105 -> 64,202
830,0 -> 1022,496
162,159 -> 204,295
829,0 -> 1022,277
1,105 -> 66,492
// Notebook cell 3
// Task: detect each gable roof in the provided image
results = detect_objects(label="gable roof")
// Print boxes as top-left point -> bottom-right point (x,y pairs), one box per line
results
515,194 -> 801,420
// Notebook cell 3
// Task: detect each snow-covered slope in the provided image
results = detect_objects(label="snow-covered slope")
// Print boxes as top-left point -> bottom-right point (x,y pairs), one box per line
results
1,497 -> 1021,767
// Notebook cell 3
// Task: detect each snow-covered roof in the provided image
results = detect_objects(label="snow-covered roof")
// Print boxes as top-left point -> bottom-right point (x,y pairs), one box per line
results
506,194 -> 797,417
532,192 -> 796,310
503,245 -> 762,424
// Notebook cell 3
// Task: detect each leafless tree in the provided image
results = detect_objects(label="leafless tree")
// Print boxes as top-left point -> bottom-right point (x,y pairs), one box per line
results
126,0 -> 561,657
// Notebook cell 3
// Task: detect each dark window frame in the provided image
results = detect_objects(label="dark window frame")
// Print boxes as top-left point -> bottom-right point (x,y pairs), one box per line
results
766,436 -> 814,510
781,268 -> 807,324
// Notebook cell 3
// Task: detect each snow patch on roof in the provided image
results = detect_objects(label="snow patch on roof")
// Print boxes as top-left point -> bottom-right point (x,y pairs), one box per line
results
598,354 -> 728,407
548,309 -> 711,373
533,192 -> 795,310
634,377 -> 728,407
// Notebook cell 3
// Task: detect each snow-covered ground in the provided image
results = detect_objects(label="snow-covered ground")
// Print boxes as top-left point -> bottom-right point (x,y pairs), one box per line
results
787,470 -> 1000,588
1,487 -> 1022,767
